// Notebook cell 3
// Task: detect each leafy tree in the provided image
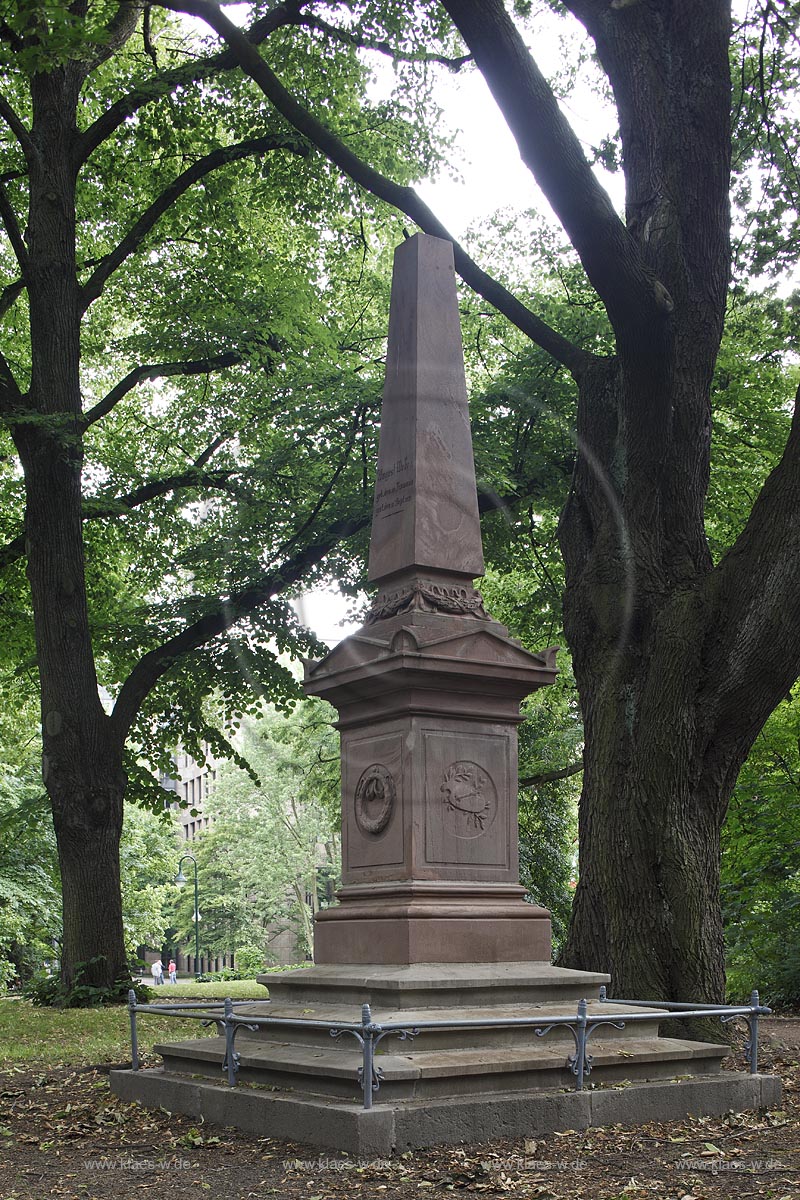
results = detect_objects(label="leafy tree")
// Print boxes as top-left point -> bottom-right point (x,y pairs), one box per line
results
179,0 -> 800,1001
0,708 -> 180,986
0,765 -> 60,990
171,700 -> 339,965
120,803 -> 179,960
0,1 -> 441,993
722,689 -> 800,1006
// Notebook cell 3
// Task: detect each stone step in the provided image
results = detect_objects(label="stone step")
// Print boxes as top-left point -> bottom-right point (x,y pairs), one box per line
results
155,1032 -> 727,1101
231,999 -> 666,1051
110,1065 -> 780,1154
261,962 -> 611,1010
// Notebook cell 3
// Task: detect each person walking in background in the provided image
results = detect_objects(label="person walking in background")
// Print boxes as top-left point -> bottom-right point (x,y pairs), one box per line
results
150,958 -> 164,986
168,959 -> 177,984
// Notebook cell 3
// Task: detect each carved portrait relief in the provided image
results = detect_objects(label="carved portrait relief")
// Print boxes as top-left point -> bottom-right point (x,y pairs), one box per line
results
440,760 -> 497,839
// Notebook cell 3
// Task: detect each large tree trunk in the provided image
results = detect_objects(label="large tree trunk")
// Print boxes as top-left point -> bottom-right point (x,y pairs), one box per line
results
550,2 -> 737,1002
12,65 -> 130,995
438,0 -> 751,1004
556,358 -> 728,999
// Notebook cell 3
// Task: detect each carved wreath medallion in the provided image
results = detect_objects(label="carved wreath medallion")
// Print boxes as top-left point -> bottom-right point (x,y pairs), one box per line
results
440,760 -> 497,838
354,764 -> 396,836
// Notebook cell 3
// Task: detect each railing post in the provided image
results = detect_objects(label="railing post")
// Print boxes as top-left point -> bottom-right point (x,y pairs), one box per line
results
575,998 -> 588,1091
749,989 -> 760,1075
361,1003 -> 374,1110
223,997 -> 237,1087
128,988 -> 139,1071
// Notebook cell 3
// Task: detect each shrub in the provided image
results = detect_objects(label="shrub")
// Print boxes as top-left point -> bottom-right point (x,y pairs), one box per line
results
23,958 -> 151,1007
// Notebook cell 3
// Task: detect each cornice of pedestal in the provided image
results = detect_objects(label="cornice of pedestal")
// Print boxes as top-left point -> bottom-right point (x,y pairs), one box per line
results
303,603 -> 559,725
305,596 -> 557,673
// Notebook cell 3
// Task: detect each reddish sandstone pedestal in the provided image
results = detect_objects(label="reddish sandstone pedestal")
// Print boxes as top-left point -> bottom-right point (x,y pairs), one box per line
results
306,608 -> 557,963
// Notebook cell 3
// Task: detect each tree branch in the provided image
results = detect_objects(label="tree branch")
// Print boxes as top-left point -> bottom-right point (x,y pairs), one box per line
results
0,181 -> 29,277
163,0 -> 591,378
83,1 -> 145,73
0,94 -> 36,164
294,11 -> 472,71
0,454 -> 239,572
0,530 -> 27,572
0,279 -> 25,319
194,430 -> 231,468
703,385 -> 800,759
0,348 -> 22,416
519,761 -> 583,790
79,135 -> 307,312
82,351 -> 245,427
75,1 -> 305,165
87,466 -> 240,516
142,4 -> 160,69
109,512 -> 369,742
440,0 -> 672,339
0,19 -> 24,52
275,407 -> 362,560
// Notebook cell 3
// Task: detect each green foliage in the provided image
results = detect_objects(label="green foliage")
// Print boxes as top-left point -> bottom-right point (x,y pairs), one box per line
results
234,944 -> 272,978
0,710 -> 61,988
170,700 -> 339,965
0,703 -> 181,983
120,805 -> 178,957
707,289 -> 800,560
0,958 -> 16,993
730,1 -> 800,280
517,678 -> 580,955
0,0 -> 443,810
23,958 -> 150,1008
722,690 -> 800,1006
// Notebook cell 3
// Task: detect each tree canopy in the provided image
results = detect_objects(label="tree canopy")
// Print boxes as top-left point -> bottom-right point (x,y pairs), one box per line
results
171,700 -> 339,967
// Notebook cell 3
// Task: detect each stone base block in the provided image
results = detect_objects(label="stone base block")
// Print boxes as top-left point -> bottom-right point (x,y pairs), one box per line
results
313,915 -> 552,964
313,883 -> 552,966
110,1069 -> 782,1155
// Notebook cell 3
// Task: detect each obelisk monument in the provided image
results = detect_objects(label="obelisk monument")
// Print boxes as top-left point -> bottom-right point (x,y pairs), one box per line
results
112,233 -> 779,1154
305,233 -> 558,963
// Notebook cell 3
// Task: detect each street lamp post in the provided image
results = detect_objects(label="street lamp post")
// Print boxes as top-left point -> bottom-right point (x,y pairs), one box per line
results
174,854 -> 201,981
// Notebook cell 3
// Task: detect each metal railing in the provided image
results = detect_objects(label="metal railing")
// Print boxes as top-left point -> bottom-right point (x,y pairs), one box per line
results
127,988 -> 770,1110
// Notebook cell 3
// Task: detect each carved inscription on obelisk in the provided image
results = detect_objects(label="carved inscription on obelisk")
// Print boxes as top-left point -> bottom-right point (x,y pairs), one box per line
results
374,456 -> 414,520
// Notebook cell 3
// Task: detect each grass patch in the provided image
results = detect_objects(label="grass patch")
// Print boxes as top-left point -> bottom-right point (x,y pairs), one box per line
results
155,979 -> 268,1001
0,977 -> 268,1069
0,998 -> 205,1067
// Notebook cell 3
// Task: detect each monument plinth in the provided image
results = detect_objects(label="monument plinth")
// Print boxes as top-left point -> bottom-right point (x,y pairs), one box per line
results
305,233 -> 556,964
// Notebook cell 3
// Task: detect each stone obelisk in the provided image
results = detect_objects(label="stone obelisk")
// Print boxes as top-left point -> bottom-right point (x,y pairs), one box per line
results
305,233 -> 557,964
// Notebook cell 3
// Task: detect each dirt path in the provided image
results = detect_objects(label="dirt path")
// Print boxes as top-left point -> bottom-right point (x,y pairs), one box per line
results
0,1018 -> 797,1200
